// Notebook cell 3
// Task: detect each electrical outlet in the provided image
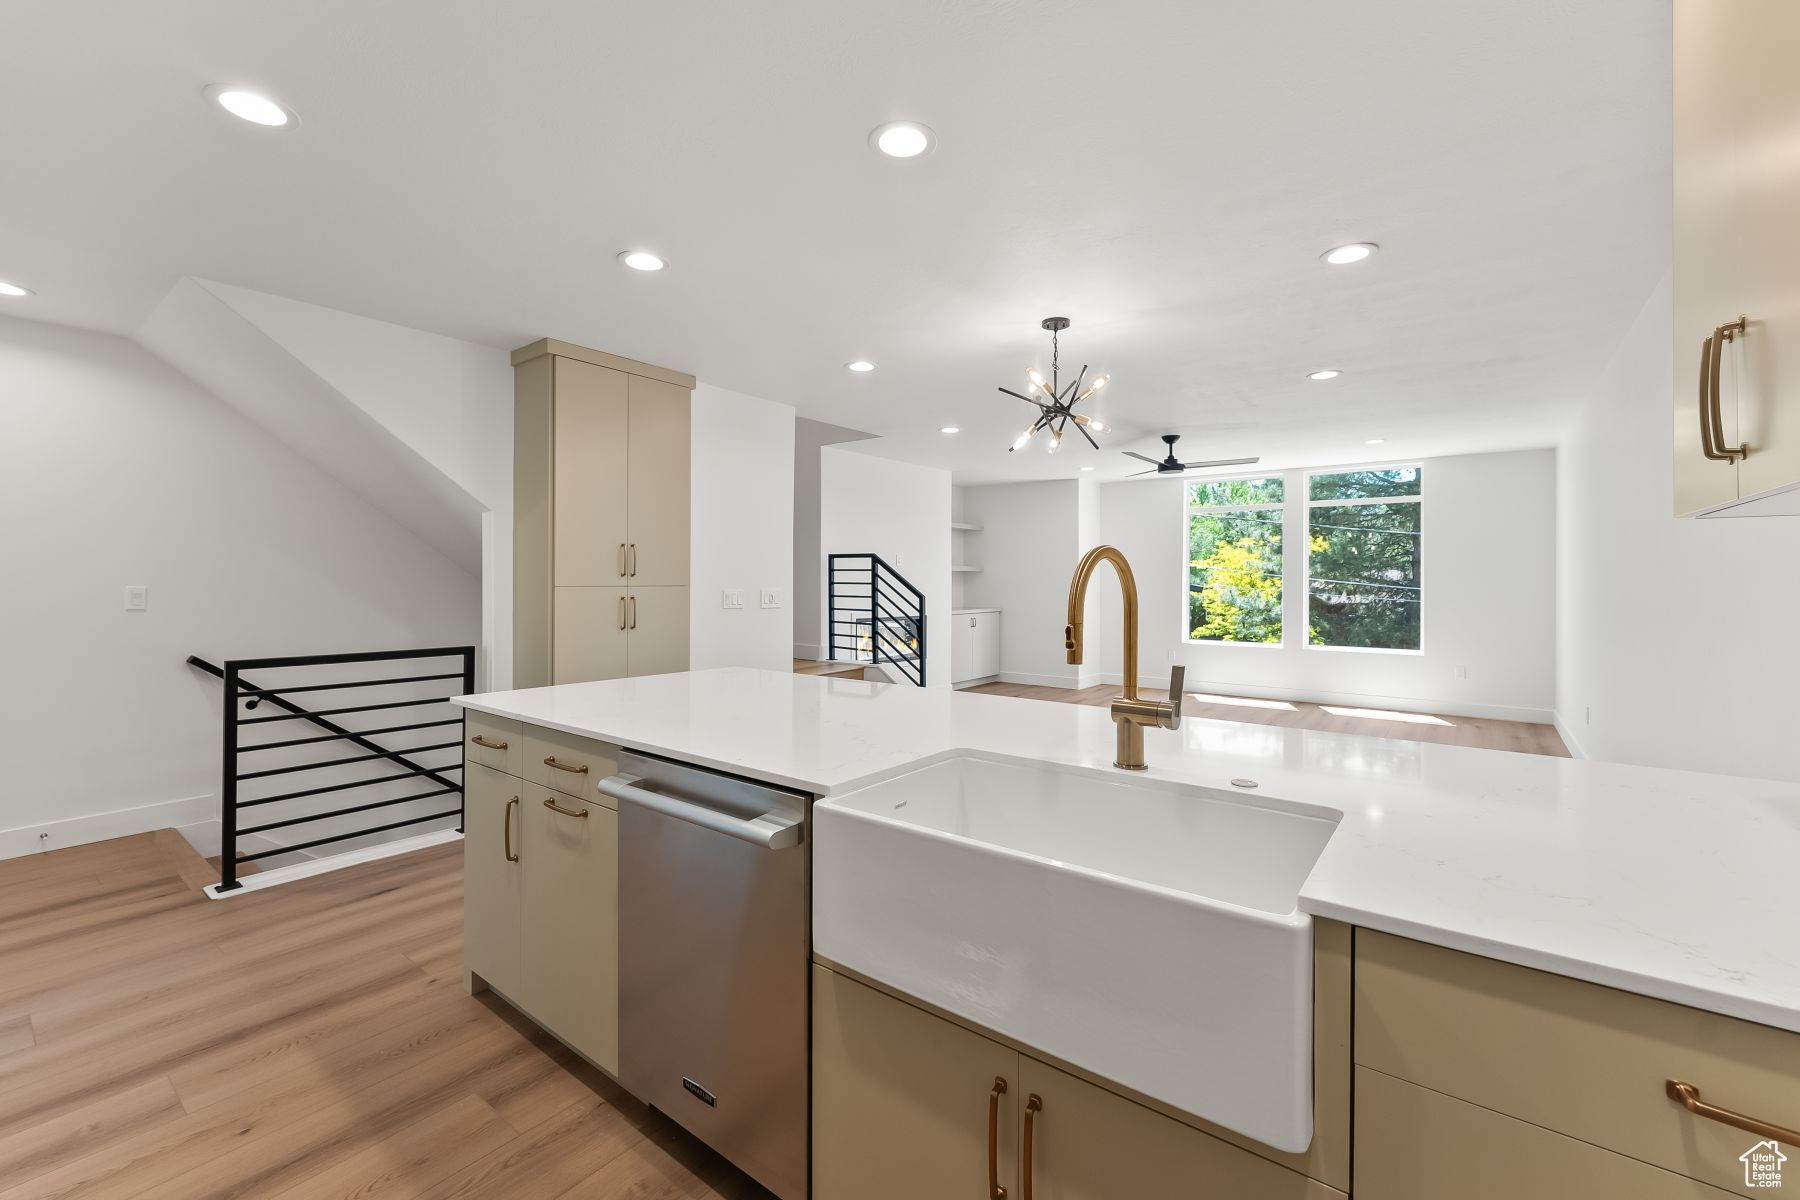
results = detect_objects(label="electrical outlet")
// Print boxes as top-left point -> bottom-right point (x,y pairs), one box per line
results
761,588 -> 782,610
721,589 -> 745,610
1453,664 -> 1467,680
124,585 -> 149,612
1585,706 -> 1592,725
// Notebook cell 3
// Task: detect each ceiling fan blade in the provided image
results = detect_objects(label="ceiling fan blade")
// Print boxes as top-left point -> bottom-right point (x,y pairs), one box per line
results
1127,467 -> 1164,477
1123,451 -> 1163,465
1179,456 -> 1262,470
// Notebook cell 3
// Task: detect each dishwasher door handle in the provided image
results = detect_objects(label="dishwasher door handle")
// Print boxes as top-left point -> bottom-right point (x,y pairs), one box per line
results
598,774 -> 804,850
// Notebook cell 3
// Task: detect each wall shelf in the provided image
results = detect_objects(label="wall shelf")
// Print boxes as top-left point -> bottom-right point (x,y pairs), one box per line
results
950,521 -> 983,532
951,565 -> 982,573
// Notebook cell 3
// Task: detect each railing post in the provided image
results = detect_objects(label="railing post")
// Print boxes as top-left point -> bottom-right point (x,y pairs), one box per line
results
218,662 -> 241,893
871,563 -> 883,668
458,647 -> 474,834
827,556 -> 837,662
919,613 -> 927,687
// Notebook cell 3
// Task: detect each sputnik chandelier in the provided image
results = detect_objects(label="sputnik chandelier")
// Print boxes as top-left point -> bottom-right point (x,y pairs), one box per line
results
999,317 -> 1110,453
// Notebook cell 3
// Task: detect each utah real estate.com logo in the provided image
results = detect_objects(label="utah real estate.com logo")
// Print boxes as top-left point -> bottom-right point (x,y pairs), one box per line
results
1741,1140 -> 1786,1189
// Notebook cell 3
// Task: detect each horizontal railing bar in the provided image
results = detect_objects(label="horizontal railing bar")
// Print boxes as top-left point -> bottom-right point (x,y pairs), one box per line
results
224,646 -> 475,671
239,718 -> 465,752
237,740 -> 463,780
231,671 -> 467,700
237,695 -> 455,724
237,809 -> 462,862
238,786 -> 462,835
238,761 -> 463,806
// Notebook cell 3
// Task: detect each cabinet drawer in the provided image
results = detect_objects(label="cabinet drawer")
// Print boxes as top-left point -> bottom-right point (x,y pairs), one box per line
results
519,783 -> 618,1074
1355,1067 -> 1736,1200
463,711 -> 522,777
1355,931 -> 1800,1196
523,725 -> 620,804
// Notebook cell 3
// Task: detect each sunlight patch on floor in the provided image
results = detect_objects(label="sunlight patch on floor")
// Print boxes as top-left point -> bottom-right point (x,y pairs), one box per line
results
1320,705 -> 1455,726
1186,693 -> 1299,711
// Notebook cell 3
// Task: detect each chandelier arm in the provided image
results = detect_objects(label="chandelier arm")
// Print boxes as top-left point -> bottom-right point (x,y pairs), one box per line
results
1062,365 -> 1087,406
998,387 -> 1052,413
1074,421 -> 1101,450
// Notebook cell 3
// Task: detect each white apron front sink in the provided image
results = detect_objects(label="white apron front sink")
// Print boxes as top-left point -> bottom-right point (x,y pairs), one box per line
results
812,752 -> 1341,1154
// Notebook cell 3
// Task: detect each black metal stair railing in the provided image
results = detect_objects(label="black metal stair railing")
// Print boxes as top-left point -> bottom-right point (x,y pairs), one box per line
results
188,646 -> 475,891
826,553 -> 926,686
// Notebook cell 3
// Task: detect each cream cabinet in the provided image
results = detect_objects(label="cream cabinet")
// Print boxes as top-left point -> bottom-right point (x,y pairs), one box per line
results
464,726 -> 621,1075
1673,0 -> 1800,517
813,963 -> 1343,1200
1354,929 -> 1800,1198
514,339 -> 695,687
950,609 -> 1001,685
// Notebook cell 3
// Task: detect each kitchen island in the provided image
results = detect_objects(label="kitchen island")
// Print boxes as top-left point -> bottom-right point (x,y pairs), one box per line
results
455,667 -> 1800,1199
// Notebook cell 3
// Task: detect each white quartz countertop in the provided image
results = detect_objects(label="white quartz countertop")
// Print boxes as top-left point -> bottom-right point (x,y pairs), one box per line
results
456,668 -> 1800,1033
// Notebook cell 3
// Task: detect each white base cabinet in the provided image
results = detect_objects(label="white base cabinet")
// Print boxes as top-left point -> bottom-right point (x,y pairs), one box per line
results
951,609 -> 1001,685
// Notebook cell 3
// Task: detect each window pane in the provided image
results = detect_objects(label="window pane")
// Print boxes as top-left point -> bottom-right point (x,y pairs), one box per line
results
1307,503 -> 1421,649
1188,511 -> 1283,643
1308,466 -> 1421,501
1189,476 -> 1284,508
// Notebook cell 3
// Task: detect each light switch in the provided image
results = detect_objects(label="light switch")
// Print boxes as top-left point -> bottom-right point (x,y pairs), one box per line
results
761,588 -> 782,610
124,585 -> 149,612
721,589 -> 746,610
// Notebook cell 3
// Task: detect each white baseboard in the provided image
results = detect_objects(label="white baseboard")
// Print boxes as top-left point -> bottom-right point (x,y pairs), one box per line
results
0,793 -> 215,863
1094,673 -> 1555,725
205,828 -> 461,899
1553,711 -> 1590,758
793,642 -> 822,662
996,670 -> 1082,690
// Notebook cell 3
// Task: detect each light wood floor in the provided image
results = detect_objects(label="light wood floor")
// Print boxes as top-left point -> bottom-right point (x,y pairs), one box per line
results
0,833 -> 771,1200
965,681 -> 1570,758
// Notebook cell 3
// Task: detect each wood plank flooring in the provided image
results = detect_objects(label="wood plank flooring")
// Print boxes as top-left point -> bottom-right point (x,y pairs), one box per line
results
0,833 -> 772,1200
965,681 -> 1570,757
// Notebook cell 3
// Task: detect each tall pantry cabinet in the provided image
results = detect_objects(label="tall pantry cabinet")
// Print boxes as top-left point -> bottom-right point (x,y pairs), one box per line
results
513,339 -> 694,688
1672,0 -> 1800,517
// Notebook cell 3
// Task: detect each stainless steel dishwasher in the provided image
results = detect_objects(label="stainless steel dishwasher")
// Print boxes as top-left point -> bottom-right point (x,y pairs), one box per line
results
599,750 -> 809,1200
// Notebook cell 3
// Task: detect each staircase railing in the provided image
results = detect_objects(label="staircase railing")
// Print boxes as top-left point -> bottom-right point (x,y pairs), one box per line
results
827,553 -> 926,686
188,646 -> 475,892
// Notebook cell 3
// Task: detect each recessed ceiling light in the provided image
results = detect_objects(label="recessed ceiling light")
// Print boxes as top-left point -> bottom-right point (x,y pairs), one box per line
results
1080,465 -> 1095,471
845,360 -> 876,373
1308,369 -> 1342,381
618,250 -> 666,272
939,426 -> 960,434
869,121 -> 936,159
0,281 -> 32,298
205,84 -> 296,128
1322,243 -> 1377,265
1365,438 -> 1386,445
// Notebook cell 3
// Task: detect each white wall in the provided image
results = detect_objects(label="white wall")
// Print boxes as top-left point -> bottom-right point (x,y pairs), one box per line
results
818,447 -> 951,686
1557,276 -> 1800,780
0,317 -> 479,858
962,481 -> 1087,688
1092,449 -> 1558,721
690,383 -> 795,671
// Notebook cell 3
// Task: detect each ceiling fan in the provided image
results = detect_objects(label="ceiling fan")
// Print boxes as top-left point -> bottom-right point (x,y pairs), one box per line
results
1124,434 -> 1260,476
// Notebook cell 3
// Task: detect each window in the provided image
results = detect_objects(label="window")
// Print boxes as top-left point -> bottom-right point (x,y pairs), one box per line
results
1186,477 -> 1284,644
1306,466 -> 1422,650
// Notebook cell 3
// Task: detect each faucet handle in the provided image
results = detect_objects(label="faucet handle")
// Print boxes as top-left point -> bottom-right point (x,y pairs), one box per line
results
1162,665 -> 1186,730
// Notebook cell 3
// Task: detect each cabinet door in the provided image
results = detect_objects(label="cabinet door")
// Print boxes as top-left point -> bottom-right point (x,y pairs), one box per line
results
1672,0 -> 1745,515
1019,1056 -> 1339,1200
1734,0 -> 1800,501
951,616 -> 976,683
626,375 -> 691,587
553,358 -> 630,586
519,782 -> 619,1074
813,966 -> 1020,1200
553,586 -> 629,684
625,586 -> 689,677
463,762 -> 522,998
975,612 -> 1001,679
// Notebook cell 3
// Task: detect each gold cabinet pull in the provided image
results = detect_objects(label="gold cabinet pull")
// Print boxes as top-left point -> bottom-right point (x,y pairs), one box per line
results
619,543 -> 628,578
628,543 -> 637,577
469,734 -> 508,751
542,796 -> 589,819
1022,1093 -> 1041,1200
503,796 -> 519,862
988,1076 -> 1008,1200
1666,1079 -> 1799,1144
618,594 -> 627,631
543,756 -> 589,775
629,594 -> 637,630
1700,319 -> 1749,462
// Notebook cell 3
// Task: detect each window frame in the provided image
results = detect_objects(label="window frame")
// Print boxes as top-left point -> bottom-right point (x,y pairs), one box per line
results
1183,474 -> 1288,649
1302,463 -> 1425,656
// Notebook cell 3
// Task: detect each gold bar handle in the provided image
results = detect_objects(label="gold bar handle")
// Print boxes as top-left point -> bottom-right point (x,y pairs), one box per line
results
1666,1079 -> 1799,1144
619,595 -> 627,631
1698,333 -> 1722,461
469,734 -> 508,751
1022,1093 -> 1042,1200
628,543 -> 638,577
503,796 -> 519,862
543,756 -> 589,775
619,543 -> 628,578
542,796 -> 588,819
988,1076 -> 1008,1200
629,594 -> 637,630
1705,318 -> 1749,462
